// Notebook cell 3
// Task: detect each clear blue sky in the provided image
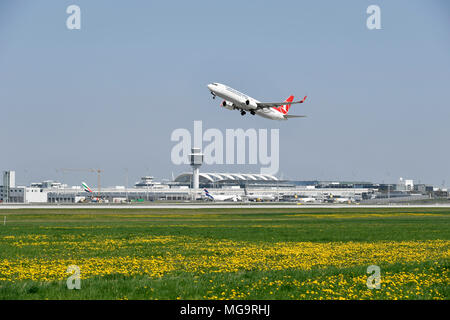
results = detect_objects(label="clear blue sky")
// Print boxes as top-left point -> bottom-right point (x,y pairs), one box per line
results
1,0 -> 449,187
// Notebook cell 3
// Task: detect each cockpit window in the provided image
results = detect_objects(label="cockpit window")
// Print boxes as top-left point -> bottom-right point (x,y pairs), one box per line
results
211,83 -> 218,86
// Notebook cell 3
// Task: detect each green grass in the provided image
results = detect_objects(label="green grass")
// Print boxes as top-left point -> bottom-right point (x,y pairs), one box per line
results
0,207 -> 449,300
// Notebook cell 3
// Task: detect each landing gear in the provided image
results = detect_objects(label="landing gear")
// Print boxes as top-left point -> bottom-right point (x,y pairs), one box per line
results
240,110 -> 246,116
250,111 -> 255,115
210,91 -> 216,99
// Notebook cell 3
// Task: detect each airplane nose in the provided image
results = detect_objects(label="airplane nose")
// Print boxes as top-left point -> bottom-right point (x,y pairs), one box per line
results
207,84 -> 213,90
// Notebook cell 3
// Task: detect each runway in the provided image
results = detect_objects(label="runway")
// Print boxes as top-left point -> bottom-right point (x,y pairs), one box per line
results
1,203 -> 450,210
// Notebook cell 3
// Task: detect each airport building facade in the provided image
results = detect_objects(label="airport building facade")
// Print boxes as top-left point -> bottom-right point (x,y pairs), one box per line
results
0,171 -> 48,203
174,172 -> 284,188
0,170 -> 447,204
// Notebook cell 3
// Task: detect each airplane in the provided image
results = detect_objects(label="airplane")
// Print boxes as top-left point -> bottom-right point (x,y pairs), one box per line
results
207,82 -> 307,120
81,182 -> 103,202
203,188 -> 240,202
297,197 -> 316,203
323,194 -> 355,204
243,188 -> 276,202
333,197 -> 355,204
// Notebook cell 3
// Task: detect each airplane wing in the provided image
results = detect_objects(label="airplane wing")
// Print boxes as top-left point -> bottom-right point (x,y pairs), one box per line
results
256,96 -> 307,109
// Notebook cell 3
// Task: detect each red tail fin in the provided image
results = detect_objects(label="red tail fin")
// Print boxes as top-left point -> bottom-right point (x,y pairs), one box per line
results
273,95 -> 294,115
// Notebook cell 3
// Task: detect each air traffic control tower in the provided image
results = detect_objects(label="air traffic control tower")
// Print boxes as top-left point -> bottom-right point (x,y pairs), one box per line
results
189,147 -> 203,189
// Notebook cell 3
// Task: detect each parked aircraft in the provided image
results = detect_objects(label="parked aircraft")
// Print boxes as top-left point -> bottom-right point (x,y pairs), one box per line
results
297,197 -> 316,203
203,188 -> 240,202
243,188 -> 276,202
81,182 -> 103,202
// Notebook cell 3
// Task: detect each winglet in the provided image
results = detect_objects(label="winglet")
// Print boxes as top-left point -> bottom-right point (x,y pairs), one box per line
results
300,96 -> 307,103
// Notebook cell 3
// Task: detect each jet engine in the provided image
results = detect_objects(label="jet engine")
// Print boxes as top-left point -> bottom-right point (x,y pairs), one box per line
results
245,99 -> 258,110
221,100 -> 234,110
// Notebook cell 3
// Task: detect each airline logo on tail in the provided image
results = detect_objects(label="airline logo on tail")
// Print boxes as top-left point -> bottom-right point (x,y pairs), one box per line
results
203,188 -> 214,200
273,95 -> 307,115
82,182 -> 93,193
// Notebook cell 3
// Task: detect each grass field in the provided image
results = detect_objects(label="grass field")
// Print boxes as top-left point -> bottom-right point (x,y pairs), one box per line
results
0,207 -> 448,300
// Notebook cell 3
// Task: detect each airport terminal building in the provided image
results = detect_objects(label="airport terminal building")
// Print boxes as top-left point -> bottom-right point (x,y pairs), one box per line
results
1,170 -> 445,204
0,171 -> 48,203
174,172 -> 287,188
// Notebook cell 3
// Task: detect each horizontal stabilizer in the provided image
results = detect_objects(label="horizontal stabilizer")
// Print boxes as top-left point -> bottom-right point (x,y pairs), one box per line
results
257,96 -> 307,109
284,115 -> 307,119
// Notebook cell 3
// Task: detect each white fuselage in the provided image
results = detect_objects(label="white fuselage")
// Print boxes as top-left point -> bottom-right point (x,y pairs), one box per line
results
212,195 -> 239,202
333,197 -> 353,203
298,197 -> 316,203
207,83 -> 286,120
245,194 -> 276,202
204,193 -> 240,202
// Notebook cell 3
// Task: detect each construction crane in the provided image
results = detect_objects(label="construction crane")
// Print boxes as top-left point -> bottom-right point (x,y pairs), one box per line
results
59,168 -> 103,199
